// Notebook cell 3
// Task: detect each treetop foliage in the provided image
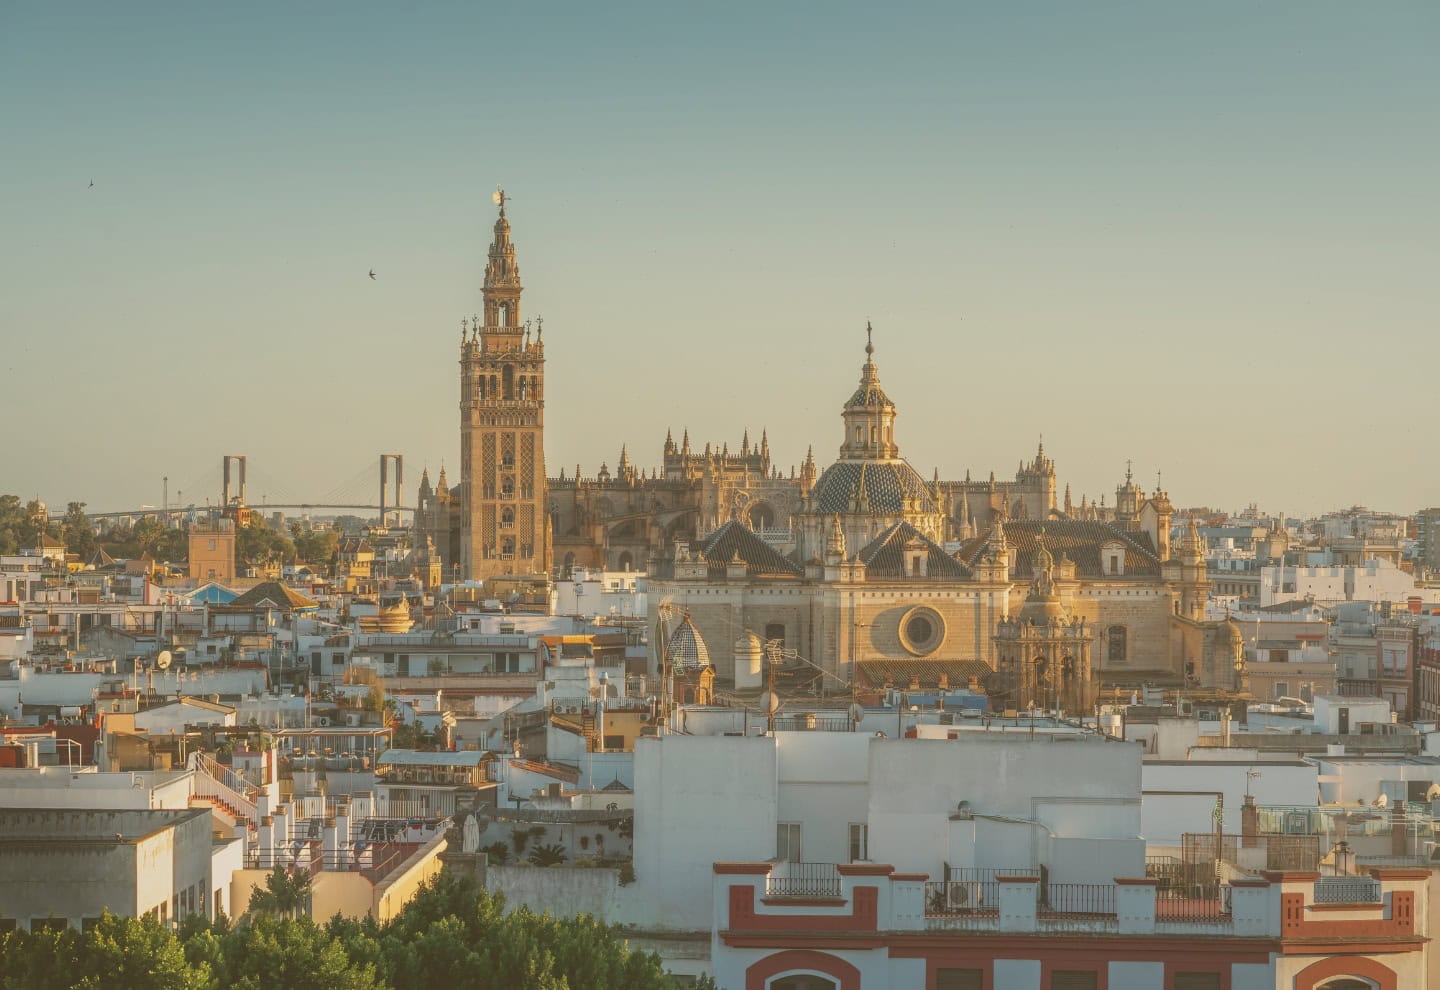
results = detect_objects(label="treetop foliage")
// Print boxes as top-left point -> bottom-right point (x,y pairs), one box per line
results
0,872 -> 715,990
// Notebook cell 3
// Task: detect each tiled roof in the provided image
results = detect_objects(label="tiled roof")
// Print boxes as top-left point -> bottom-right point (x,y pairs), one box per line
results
855,658 -> 994,690
956,519 -> 1162,578
858,522 -> 972,579
697,520 -> 803,578
229,581 -> 320,610
809,460 -> 938,515
665,614 -> 712,672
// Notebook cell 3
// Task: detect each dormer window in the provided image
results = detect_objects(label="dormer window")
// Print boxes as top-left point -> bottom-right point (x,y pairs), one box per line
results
1102,542 -> 1126,576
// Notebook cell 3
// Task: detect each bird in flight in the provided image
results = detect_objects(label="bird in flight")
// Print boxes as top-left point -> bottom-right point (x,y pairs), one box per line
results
368,270 -> 376,280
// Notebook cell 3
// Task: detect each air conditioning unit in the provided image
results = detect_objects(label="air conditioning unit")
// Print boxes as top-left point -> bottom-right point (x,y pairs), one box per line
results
946,881 -> 985,910
346,713 -> 362,727
316,716 -> 331,727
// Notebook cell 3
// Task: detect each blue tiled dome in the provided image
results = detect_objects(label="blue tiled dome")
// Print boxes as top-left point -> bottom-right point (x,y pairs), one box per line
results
809,460 -> 938,515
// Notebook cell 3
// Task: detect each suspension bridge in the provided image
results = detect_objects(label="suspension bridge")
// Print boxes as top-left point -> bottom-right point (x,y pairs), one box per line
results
87,454 -> 418,525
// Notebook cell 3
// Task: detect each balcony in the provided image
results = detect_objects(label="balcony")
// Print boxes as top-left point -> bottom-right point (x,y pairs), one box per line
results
766,861 -> 841,899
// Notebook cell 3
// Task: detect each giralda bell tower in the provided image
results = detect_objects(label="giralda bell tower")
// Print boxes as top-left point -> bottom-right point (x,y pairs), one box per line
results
458,189 -> 549,581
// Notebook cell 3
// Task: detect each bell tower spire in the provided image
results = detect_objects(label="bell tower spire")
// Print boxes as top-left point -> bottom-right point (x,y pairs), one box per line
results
453,188 -> 549,582
483,186 -> 522,329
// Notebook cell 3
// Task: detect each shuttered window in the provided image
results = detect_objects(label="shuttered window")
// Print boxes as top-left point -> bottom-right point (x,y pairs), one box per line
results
1051,972 -> 1098,990
936,969 -> 983,990
1173,975 -> 1221,990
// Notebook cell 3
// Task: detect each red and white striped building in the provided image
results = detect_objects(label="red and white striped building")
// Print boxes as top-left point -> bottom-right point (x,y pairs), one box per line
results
711,863 -> 1431,989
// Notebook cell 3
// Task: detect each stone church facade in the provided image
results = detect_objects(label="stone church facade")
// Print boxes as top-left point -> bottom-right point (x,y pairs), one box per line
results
415,201 -> 1242,699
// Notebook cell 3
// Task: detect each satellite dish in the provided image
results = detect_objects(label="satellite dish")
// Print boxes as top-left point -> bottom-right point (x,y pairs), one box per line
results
1427,783 -> 1440,802
1374,793 -> 1389,809
848,703 -> 865,725
155,651 -> 172,671
764,691 -> 782,716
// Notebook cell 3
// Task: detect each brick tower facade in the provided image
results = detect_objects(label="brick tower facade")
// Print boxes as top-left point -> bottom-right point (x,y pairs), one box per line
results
458,191 -> 549,580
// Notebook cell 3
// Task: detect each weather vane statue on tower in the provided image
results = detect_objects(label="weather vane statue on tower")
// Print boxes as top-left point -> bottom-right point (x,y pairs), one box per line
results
493,186 -> 508,218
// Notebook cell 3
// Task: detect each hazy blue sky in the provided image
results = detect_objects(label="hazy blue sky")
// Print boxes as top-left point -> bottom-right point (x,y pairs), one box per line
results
3,2 -> 1437,517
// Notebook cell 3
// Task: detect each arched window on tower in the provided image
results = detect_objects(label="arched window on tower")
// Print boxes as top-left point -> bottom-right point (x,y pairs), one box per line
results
518,377 -> 527,400
489,374 -> 498,398
500,507 -> 514,528
503,365 -> 515,400
870,426 -> 878,446
855,426 -> 863,445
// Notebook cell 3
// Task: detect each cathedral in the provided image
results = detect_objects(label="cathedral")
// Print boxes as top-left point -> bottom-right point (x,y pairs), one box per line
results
415,198 -> 1244,699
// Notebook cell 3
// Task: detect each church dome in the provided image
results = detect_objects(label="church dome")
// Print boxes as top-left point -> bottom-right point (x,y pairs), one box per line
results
666,614 -> 712,672
809,459 -> 939,515
1217,617 -> 1244,648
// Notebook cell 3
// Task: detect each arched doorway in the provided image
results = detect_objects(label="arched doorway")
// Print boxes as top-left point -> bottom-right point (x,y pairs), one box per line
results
561,552 -> 576,579
771,977 -> 838,990
748,502 -> 776,530
618,551 -> 634,572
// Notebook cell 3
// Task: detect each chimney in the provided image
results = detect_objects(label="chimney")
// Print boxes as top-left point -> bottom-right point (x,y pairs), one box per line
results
1241,794 -> 1258,848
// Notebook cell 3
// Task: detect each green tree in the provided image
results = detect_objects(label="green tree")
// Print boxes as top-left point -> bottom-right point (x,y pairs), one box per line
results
248,866 -> 313,920
61,502 -> 98,560
72,913 -> 210,990
0,495 -> 22,553
214,915 -> 382,990
293,527 -> 341,565
238,518 -> 294,569
526,843 -> 567,867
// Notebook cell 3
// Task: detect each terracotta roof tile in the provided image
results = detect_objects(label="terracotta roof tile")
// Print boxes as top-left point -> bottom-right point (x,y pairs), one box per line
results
697,520 -> 802,578
956,519 -> 1162,578
858,522 -> 972,579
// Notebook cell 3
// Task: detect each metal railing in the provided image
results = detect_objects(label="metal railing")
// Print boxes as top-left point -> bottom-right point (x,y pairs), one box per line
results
1155,886 -> 1231,923
1038,883 -> 1116,918
1314,876 -> 1382,903
766,862 -> 841,899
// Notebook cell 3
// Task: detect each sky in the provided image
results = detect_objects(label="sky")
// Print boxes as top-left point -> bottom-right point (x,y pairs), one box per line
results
2,2 -> 1437,518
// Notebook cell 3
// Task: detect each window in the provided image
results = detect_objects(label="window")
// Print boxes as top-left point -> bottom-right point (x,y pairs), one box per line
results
777,822 -> 802,862
1173,975 -> 1221,990
1270,648 -> 1290,664
848,822 -> 868,862
764,622 -> 786,649
1107,626 -> 1127,664
1274,682 -> 1289,700
0,918 -> 15,934
208,539 -> 217,552
1050,972 -> 1098,990
936,971 -> 983,990
855,427 -> 863,444
32,918 -> 68,933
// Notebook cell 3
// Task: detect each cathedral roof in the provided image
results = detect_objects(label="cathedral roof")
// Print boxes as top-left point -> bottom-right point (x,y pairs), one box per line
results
844,323 -> 895,411
809,460 -> 939,515
857,522 -> 972,579
665,614 -> 712,672
955,519 -> 1162,578
696,520 -> 803,578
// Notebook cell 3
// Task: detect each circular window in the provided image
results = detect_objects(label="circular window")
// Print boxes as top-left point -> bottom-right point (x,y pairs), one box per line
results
899,606 -> 946,657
